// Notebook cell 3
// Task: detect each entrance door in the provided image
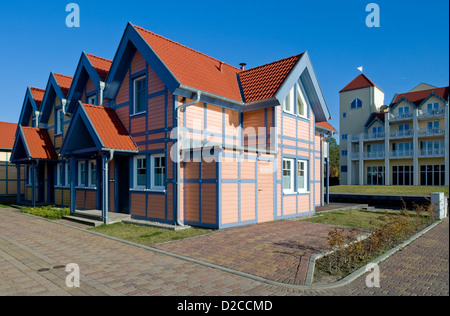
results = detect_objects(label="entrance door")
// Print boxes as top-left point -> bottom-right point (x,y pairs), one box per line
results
116,156 -> 130,214
37,163 -> 45,203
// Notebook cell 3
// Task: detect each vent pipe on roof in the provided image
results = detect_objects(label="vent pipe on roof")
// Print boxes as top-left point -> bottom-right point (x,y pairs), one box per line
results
99,81 -> 106,106
219,62 -> 224,73
239,63 -> 246,71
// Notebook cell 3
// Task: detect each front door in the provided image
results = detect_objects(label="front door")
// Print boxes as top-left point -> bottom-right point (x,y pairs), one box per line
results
116,156 -> 130,214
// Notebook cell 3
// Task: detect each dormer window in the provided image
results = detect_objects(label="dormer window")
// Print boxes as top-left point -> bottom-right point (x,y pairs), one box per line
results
133,76 -> 146,114
87,94 -> 97,105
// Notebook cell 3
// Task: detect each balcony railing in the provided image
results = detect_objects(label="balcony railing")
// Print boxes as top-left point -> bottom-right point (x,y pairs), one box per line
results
418,128 -> 445,137
390,130 -> 413,138
390,150 -> 414,159
363,151 -> 385,159
419,148 -> 445,157
351,153 -> 360,160
389,113 -> 413,122
364,132 -> 385,141
418,108 -> 445,119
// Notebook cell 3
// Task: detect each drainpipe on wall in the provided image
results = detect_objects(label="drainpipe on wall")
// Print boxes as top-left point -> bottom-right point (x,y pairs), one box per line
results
323,132 -> 335,205
99,82 -> 106,106
102,149 -> 115,224
175,91 -> 202,227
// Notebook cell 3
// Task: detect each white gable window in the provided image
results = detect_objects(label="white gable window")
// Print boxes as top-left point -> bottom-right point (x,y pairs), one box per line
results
297,84 -> 307,118
297,160 -> 308,193
134,156 -> 147,189
283,87 -> 295,114
133,76 -> 147,114
151,154 -> 166,190
55,109 -> 63,135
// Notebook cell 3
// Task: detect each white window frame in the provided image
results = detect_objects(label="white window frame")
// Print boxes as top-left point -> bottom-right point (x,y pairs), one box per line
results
133,75 -> 147,115
88,160 -> 97,187
296,84 -> 307,118
87,94 -> 97,105
134,155 -> 147,189
282,87 -> 295,114
65,162 -> 71,187
56,163 -> 63,187
297,160 -> 308,193
78,161 -> 86,187
55,109 -> 63,135
283,158 -> 295,194
151,154 -> 166,190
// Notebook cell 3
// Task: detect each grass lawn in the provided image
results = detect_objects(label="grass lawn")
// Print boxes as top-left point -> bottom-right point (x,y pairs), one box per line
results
20,205 -> 70,220
301,209 -> 432,230
0,203 -> 11,208
329,185 -> 448,196
90,222 -> 214,246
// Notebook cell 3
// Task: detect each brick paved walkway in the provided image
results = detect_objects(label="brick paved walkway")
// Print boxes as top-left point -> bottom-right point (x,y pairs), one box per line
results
0,208 -> 448,296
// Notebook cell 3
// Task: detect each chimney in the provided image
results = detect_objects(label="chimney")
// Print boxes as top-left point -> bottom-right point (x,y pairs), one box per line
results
239,63 -> 247,71
219,61 -> 224,72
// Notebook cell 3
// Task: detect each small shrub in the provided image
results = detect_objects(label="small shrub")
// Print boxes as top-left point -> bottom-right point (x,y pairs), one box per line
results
21,205 -> 70,220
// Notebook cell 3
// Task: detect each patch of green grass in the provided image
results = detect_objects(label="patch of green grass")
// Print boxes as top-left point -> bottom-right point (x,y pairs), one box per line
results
90,222 -> 214,246
21,205 -> 70,220
0,203 -> 11,208
329,185 -> 448,196
302,209 -> 430,230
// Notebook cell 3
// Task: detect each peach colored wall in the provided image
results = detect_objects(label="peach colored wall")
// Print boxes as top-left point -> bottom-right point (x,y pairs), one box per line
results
257,160 -> 274,223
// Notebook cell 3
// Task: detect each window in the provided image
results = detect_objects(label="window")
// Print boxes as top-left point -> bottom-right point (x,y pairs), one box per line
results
56,109 -> 63,135
133,76 -> 146,114
134,156 -> 147,188
297,160 -> 308,193
367,166 -> 385,186
56,163 -> 63,187
87,94 -> 97,105
151,155 -> 166,189
372,126 -> 383,136
427,121 -> 439,132
392,166 -> 413,186
398,106 -> 410,116
420,165 -> 445,186
88,160 -> 97,187
283,159 -> 294,193
297,84 -> 307,118
283,87 -> 295,114
78,162 -> 86,186
351,98 -> 362,109
65,162 -> 71,187
341,165 -> 348,173
341,150 -> 348,157
426,102 -> 439,114
342,134 -> 348,141
27,166 -> 33,186
342,112 -> 347,119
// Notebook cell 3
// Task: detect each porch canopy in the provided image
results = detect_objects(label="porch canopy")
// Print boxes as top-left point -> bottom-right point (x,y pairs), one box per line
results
60,102 -> 138,222
10,126 -> 58,205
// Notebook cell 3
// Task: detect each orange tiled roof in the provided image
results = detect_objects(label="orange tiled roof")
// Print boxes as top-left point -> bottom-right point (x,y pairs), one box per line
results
30,87 -> 45,110
86,53 -> 112,82
134,24 -> 244,102
239,54 -> 303,102
0,122 -> 18,150
21,126 -> 57,159
340,74 -> 377,93
83,104 -> 137,151
53,73 -> 73,98
391,86 -> 449,106
316,121 -> 337,132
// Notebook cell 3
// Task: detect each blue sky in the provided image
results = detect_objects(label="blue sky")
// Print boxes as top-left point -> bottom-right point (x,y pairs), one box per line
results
0,0 -> 448,134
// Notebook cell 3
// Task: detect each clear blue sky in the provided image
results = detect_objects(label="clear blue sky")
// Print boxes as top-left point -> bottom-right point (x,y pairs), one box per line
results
0,0 -> 448,134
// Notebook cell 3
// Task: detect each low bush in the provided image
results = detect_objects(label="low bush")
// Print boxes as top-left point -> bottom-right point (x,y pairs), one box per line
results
21,205 -> 70,220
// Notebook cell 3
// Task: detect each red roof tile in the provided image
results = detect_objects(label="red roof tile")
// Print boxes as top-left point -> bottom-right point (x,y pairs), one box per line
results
21,127 -> 57,159
0,122 -> 18,150
340,74 -> 377,93
391,86 -> 449,106
239,54 -> 303,102
86,53 -> 112,82
30,87 -> 45,110
83,104 -> 137,151
316,121 -> 337,132
53,74 -> 73,98
134,24 -> 243,102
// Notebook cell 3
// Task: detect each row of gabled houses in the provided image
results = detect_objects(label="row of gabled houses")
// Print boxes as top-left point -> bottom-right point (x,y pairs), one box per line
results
7,22 -> 336,228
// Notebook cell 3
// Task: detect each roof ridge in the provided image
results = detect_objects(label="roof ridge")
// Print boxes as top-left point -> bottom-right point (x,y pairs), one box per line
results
53,73 -> 73,79
133,24 -> 240,71
86,53 -> 113,63
30,87 -> 45,92
241,53 -> 303,74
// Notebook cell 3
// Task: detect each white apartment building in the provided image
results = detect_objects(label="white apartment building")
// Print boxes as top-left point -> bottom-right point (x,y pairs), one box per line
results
339,74 -> 449,187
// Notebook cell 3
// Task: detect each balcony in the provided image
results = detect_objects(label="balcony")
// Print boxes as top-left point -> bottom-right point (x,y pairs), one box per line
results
351,134 -> 361,142
390,150 -> 414,159
390,130 -> 413,139
389,113 -> 413,122
364,132 -> 385,141
418,108 -> 445,119
363,151 -> 385,159
418,128 -> 445,137
351,153 -> 360,160
419,148 -> 445,158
